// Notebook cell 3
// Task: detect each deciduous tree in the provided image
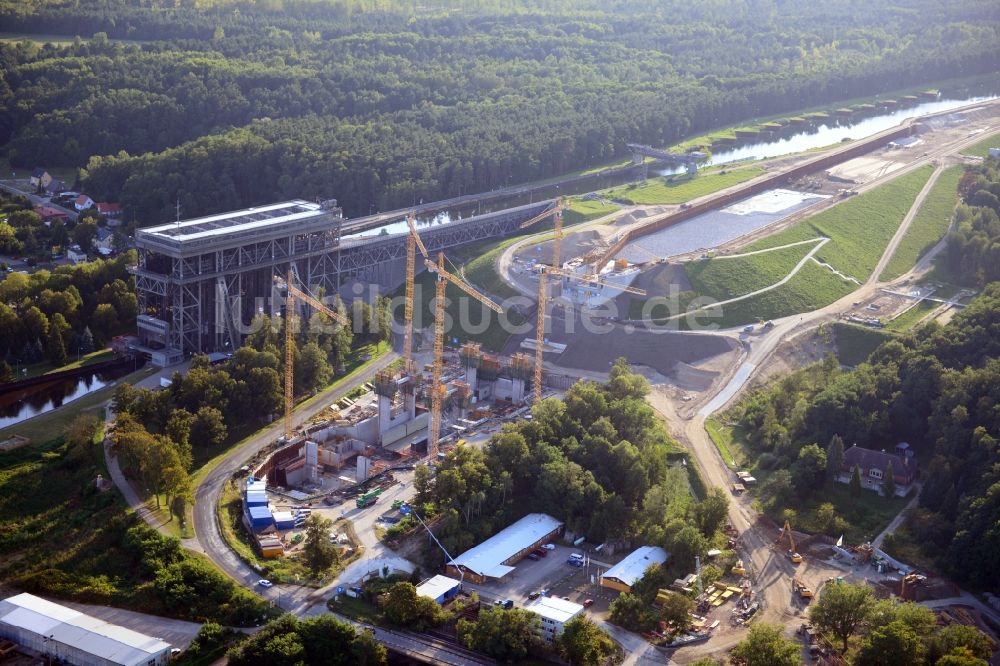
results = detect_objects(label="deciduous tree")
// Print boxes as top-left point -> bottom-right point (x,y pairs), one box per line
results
302,513 -> 338,577
556,616 -> 616,666
731,623 -> 799,666
810,582 -> 874,652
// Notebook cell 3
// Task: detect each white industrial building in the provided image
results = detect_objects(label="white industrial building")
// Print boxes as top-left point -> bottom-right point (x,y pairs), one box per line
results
446,513 -> 563,583
527,596 -> 584,642
415,575 -> 461,605
0,593 -> 173,666
600,545 -> 670,593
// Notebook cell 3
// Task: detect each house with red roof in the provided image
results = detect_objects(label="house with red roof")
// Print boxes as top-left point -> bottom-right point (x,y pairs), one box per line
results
95,202 -> 121,218
837,443 -> 917,497
33,205 -> 69,225
74,194 -> 95,212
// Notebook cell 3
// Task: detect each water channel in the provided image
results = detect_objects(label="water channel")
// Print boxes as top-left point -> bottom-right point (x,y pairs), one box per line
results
0,362 -> 140,430
4,83 -> 998,427
345,81 -> 1000,240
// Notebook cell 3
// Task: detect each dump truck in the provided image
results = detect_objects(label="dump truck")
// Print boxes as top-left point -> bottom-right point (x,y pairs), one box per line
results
356,487 -> 382,508
793,578 -> 814,600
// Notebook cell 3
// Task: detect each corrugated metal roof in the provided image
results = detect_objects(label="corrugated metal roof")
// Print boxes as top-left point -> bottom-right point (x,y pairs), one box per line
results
450,513 -> 562,578
602,546 -> 669,587
0,594 -> 171,666
415,575 -> 461,601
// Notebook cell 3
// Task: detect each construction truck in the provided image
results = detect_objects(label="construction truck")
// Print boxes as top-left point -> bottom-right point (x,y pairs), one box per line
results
356,487 -> 382,508
793,578 -> 814,600
731,559 -> 747,577
777,519 -> 803,564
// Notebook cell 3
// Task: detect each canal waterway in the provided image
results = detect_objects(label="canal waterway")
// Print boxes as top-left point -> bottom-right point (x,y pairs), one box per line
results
345,84 -> 999,240
0,363 -> 138,430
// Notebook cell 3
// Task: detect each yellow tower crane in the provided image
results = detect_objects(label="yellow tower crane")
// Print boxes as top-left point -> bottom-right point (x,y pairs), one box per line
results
518,200 -> 564,404
275,270 -> 351,441
405,220 -> 503,456
402,213 -> 418,372
517,200 -> 648,402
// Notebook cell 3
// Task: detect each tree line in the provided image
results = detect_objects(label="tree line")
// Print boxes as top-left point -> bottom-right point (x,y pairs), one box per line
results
730,158 -> 1000,589
412,360 -> 730,573
0,250 -> 138,374
695,581 -> 993,666
1,1 -> 997,223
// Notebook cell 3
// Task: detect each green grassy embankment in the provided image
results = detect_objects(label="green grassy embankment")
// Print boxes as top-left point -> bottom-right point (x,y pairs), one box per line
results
961,130 -> 1000,158
685,241 -> 819,301
675,165 -> 935,327
601,166 -> 764,205
880,166 -> 964,281
747,165 -> 935,281
688,260 -> 856,329
831,323 -> 893,366
884,300 -> 938,331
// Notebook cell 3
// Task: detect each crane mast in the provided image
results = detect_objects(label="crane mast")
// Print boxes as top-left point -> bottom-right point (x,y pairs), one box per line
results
277,269 -> 350,441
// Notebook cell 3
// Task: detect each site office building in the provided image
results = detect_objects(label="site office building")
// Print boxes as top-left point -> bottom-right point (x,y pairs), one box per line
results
131,200 -> 343,366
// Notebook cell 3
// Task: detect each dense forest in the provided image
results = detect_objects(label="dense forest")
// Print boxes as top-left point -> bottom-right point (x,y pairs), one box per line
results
413,360 -> 730,572
731,158 -> 1000,589
1,0 -> 998,223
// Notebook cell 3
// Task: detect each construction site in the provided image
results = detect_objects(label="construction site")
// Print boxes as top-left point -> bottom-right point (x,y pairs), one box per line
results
141,93 -> 1000,666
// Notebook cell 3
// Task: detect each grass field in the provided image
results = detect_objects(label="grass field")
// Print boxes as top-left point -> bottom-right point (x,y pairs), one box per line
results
884,300 -> 938,331
832,322 -> 893,366
0,421 -> 272,624
880,166 -> 964,281
705,418 -> 749,469
600,166 -> 764,205
960,130 -> 1000,158
746,165 -> 934,281
720,409 -> 912,542
685,241 -> 819,301
685,261 -> 855,329
563,198 -> 619,224
777,481 -> 911,544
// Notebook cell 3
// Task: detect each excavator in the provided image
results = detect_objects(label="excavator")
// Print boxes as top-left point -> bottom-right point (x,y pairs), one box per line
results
777,519 -> 803,564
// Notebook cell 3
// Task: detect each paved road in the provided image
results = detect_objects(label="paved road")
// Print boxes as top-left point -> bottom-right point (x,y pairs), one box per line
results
645,115 -> 1000,663
192,353 -> 399,602
0,180 -> 79,222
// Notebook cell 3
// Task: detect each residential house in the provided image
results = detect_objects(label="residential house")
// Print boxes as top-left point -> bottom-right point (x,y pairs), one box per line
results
93,227 -> 115,255
838,443 -> 916,497
95,202 -> 122,219
29,168 -> 51,189
74,194 -> 95,212
44,179 -> 67,196
66,244 -> 87,264
33,205 -> 69,225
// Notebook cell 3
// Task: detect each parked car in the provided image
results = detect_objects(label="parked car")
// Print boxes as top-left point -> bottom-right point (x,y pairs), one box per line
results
532,548 -> 547,558
526,552 -> 540,561
583,599 -> 595,608
541,544 -> 556,551
528,591 -> 541,600
494,599 -> 513,609
257,579 -> 273,588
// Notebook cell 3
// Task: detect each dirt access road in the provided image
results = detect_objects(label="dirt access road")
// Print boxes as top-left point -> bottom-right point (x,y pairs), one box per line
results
649,117 -> 999,663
